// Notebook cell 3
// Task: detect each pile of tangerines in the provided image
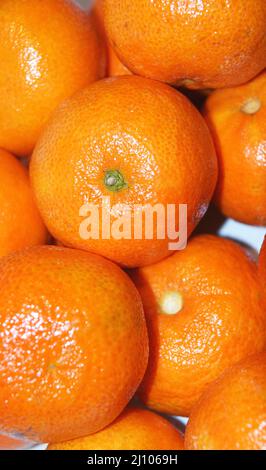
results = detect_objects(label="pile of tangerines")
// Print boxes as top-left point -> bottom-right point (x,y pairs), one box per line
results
0,0 -> 265,451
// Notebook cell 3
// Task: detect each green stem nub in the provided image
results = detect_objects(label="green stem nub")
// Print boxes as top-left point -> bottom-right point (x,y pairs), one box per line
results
104,169 -> 127,192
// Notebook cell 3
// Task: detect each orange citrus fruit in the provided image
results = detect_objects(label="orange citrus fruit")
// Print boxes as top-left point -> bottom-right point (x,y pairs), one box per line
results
31,75 -> 217,268
204,71 -> 266,225
0,0 -> 106,157
48,406 -> 184,450
0,246 -> 148,443
0,148 -> 47,258
185,352 -> 266,450
103,0 -> 266,89
258,236 -> 266,306
131,234 -> 266,416
107,45 -> 132,78
0,434 -> 33,450
94,0 -> 131,77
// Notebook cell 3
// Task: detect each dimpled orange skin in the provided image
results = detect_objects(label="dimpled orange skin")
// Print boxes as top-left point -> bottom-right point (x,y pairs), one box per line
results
0,0 -> 106,157
48,406 -> 184,450
185,352 -> 266,450
103,0 -> 266,90
204,72 -> 266,226
0,246 -> 148,443
0,148 -> 47,258
131,235 -> 266,417
30,76 -> 217,268
258,237 -> 266,306
94,0 -> 131,77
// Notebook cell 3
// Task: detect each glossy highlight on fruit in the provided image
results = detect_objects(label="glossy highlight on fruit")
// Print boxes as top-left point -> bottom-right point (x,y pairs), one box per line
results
103,0 -> 266,89
0,0 -> 106,156
31,75 -> 217,268
204,71 -> 266,225
131,235 -> 266,416
0,246 -> 148,443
